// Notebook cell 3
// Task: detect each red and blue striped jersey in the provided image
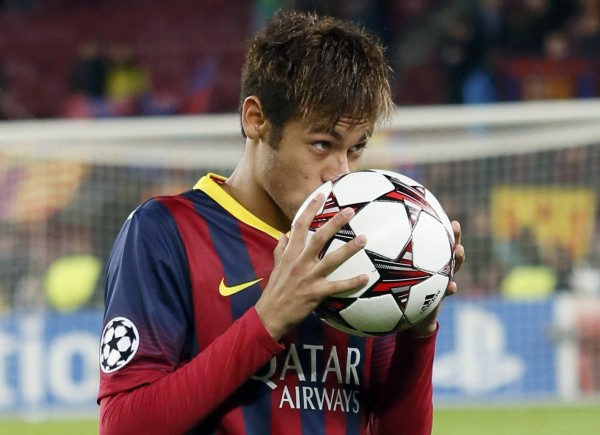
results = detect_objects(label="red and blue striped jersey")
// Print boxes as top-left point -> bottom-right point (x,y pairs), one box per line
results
98,173 -> 436,435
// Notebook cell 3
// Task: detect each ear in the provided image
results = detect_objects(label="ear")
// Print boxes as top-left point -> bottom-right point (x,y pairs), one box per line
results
241,96 -> 267,140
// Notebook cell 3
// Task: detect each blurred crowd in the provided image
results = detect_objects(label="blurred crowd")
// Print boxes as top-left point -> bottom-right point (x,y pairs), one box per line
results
438,0 -> 600,103
0,0 -> 599,119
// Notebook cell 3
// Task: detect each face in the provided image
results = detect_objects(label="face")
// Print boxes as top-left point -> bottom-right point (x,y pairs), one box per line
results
256,116 -> 372,229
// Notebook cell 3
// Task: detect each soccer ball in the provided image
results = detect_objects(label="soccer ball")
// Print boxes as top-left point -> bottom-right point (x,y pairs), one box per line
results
100,317 -> 140,373
294,169 -> 455,336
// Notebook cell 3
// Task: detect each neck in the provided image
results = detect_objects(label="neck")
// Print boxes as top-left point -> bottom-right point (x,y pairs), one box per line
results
223,167 -> 291,233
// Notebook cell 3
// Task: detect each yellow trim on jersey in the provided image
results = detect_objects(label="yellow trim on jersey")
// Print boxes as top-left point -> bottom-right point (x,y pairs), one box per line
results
194,173 -> 283,240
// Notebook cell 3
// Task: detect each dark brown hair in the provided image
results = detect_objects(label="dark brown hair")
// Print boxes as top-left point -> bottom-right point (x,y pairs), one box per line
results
240,10 -> 393,144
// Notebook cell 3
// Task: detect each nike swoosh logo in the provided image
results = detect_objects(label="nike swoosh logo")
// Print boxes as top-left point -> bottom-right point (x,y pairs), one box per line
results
219,278 -> 263,296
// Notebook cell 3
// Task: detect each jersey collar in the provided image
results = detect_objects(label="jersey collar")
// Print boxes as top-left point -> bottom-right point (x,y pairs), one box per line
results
194,173 -> 283,240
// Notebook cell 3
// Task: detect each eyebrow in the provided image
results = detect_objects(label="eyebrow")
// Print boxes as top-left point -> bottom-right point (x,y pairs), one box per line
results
310,128 -> 371,143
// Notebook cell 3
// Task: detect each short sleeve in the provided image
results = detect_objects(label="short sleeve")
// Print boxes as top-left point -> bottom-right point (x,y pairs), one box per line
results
99,198 -> 193,400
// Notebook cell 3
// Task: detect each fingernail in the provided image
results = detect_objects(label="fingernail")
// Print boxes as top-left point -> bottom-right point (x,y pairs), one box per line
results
342,207 -> 354,217
355,234 -> 366,246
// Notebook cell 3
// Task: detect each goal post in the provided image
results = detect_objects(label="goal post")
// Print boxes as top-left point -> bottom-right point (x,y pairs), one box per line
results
2,99 -> 600,167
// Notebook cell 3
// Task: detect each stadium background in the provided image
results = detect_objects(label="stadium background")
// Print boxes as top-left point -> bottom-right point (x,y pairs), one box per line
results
0,0 -> 599,433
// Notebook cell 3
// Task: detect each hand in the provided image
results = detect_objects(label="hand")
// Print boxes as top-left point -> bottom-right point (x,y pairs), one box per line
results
410,220 -> 464,337
255,193 -> 369,341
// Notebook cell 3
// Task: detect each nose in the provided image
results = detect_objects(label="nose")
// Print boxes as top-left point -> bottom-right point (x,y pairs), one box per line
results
322,153 -> 350,182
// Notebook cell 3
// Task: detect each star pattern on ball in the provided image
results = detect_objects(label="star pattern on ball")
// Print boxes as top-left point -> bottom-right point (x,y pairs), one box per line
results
293,169 -> 455,336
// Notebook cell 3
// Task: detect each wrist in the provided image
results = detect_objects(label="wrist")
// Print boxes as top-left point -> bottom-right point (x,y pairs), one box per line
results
254,303 -> 287,342
408,320 -> 438,338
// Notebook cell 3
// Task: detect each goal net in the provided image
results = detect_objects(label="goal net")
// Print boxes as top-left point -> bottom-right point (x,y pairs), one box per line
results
0,98 -> 599,415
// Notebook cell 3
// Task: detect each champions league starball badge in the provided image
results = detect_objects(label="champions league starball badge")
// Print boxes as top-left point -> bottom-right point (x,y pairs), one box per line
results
100,317 -> 140,373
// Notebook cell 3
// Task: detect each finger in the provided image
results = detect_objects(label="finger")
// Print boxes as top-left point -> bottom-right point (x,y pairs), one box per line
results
453,243 -> 465,273
451,220 -> 461,245
444,280 -> 458,297
288,193 -> 326,248
305,207 -> 355,257
273,233 -> 288,264
323,272 -> 370,298
317,233 -> 367,276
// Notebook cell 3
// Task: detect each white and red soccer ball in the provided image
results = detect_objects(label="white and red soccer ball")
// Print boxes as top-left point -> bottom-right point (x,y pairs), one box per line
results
294,169 -> 455,336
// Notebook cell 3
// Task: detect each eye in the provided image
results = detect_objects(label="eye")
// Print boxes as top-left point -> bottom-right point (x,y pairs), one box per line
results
349,143 -> 367,156
311,141 -> 331,152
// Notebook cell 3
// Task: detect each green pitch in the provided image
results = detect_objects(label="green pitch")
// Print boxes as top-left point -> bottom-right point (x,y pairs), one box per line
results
0,405 -> 598,434
433,405 -> 600,435
0,419 -> 98,435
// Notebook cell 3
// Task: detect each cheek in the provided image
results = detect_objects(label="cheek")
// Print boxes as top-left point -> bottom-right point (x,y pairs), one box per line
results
263,146 -> 324,215
271,157 -> 311,189
274,171 -> 315,217
262,162 -> 298,208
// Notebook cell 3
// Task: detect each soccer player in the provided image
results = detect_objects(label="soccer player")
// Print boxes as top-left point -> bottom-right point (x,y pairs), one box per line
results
98,10 -> 465,435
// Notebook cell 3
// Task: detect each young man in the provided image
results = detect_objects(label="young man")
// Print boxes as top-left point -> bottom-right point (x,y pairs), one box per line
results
98,10 -> 464,435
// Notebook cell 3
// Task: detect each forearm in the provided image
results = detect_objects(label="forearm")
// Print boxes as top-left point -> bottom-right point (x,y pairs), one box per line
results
368,327 -> 437,435
99,308 -> 283,435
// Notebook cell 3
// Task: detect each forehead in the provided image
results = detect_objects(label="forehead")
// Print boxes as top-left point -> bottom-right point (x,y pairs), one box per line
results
303,116 -> 372,138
